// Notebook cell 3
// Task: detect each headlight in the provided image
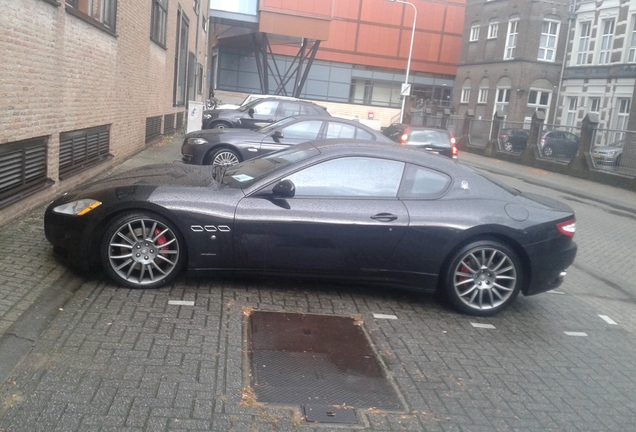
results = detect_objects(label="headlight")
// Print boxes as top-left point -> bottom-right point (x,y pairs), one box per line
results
53,199 -> 101,216
186,138 -> 208,145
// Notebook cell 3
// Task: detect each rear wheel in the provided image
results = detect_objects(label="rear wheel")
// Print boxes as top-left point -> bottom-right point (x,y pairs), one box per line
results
101,212 -> 184,289
543,146 -> 554,157
503,141 -> 514,152
212,122 -> 230,130
443,240 -> 522,316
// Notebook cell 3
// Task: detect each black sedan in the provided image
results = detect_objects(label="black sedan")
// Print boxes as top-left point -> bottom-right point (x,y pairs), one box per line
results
182,115 -> 391,166
44,140 -> 577,316
202,97 -> 330,130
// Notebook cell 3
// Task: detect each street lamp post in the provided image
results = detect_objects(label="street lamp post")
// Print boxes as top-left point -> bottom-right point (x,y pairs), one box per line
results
388,0 -> 417,124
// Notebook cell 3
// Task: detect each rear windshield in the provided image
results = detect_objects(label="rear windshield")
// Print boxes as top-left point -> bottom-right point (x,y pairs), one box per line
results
407,130 -> 451,148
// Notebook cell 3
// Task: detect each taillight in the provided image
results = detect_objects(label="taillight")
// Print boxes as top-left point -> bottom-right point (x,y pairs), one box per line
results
557,219 -> 576,237
400,131 -> 409,145
450,132 -> 458,158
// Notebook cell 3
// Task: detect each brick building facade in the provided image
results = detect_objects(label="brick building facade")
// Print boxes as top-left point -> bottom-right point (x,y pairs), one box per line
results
452,0 -> 570,124
0,0 -> 209,226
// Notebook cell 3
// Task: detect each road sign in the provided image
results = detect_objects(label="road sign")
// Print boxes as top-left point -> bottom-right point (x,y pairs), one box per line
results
400,83 -> 411,96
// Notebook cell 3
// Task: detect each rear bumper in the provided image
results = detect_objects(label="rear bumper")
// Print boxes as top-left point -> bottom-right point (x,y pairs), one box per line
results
523,238 -> 577,296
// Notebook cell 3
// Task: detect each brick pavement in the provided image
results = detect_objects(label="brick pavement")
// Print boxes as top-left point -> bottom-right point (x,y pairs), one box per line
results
0,136 -> 636,430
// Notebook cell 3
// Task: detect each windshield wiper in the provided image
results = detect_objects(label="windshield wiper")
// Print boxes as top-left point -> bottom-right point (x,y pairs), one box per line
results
212,164 -> 228,183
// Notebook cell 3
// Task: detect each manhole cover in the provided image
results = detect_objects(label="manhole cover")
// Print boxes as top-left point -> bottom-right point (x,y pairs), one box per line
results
247,311 -> 403,411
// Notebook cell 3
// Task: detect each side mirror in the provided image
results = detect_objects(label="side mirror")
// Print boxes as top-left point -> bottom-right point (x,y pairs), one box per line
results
272,130 -> 284,140
248,108 -> 255,118
272,179 -> 295,199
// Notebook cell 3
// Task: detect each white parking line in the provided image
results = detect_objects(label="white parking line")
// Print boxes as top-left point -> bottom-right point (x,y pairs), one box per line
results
168,300 -> 195,306
598,315 -> 618,325
373,313 -> 398,320
471,323 -> 496,329
564,331 -> 588,337
546,290 -> 566,294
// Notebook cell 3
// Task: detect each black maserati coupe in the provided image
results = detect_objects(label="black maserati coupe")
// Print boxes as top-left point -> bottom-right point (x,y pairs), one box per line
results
44,140 -> 577,316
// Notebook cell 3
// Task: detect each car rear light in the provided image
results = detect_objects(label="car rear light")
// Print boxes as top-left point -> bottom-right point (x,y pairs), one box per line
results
557,219 -> 576,237
450,132 -> 458,158
400,129 -> 409,145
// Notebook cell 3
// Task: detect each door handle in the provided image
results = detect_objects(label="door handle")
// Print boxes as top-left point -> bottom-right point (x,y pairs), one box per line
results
371,213 -> 398,222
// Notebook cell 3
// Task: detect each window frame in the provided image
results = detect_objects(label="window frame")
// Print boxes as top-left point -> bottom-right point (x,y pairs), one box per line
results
478,87 -> 489,104
627,15 -> 636,63
460,88 -> 471,104
538,20 -> 560,62
65,0 -> 117,33
576,21 -> 591,65
173,7 -> 190,107
470,24 -> 480,42
598,18 -> 615,65
150,0 -> 168,48
488,22 -> 499,39
504,19 -> 519,60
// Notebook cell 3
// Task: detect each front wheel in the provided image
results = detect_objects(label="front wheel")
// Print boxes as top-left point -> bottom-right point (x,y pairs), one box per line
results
443,240 -> 522,316
208,148 -> 241,167
101,212 -> 184,289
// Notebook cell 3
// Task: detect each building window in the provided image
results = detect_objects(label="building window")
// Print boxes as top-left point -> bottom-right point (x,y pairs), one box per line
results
65,0 -> 117,30
173,8 -> 190,106
488,22 -> 498,39
504,19 -> 519,60
151,0 -> 168,47
59,125 -> 111,179
589,97 -> 600,113
478,88 -> 488,104
566,97 -> 577,126
470,24 -> 480,42
527,89 -> 551,120
0,137 -> 49,207
495,88 -> 510,116
615,98 -> 631,132
598,19 -> 615,65
460,88 -> 470,104
349,79 -> 401,108
628,16 -> 636,63
538,20 -> 559,62
576,22 -> 591,65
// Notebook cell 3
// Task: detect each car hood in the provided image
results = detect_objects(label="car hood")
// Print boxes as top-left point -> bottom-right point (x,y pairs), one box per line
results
75,164 -> 220,194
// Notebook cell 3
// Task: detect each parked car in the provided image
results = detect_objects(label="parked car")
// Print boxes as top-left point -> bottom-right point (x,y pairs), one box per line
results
382,124 -> 457,159
202,97 -> 329,130
44,140 -> 577,316
215,94 -> 300,110
540,130 -> 580,158
499,128 -> 529,152
183,116 -> 392,166
592,140 -> 624,166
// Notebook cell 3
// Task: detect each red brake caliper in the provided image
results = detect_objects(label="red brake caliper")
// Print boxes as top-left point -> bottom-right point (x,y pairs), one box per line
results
154,228 -> 167,266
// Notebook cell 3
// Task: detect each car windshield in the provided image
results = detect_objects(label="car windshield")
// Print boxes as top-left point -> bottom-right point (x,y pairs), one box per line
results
256,117 -> 297,134
408,130 -> 451,148
220,146 -> 320,188
236,98 -> 263,112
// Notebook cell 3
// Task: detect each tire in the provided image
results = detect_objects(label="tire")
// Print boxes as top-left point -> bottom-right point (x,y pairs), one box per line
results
543,146 -> 554,157
503,141 -> 514,152
443,239 -> 522,316
101,212 -> 184,289
615,155 -> 622,167
212,122 -> 230,130
207,148 -> 241,167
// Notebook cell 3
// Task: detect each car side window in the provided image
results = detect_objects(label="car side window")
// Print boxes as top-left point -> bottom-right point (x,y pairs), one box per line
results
253,101 -> 279,116
355,128 -> 374,140
280,121 -> 323,140
325,122 -> 356,139
285,157 -> 405,197
280,101 -> 302,117
398,164 -> 451,199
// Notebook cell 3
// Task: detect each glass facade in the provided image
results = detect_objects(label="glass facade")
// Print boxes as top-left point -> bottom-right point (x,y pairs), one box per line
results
216,48 -> 453,108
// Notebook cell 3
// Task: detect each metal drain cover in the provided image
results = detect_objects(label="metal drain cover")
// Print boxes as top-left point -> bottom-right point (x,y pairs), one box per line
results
303,404 -> 358,424
248,311 -> 403,411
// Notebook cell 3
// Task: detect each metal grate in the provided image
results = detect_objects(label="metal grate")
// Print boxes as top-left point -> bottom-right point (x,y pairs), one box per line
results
59,125 -> 111,178
164,113 -> 175,134
248,311 -> 403,412
0,137 -> 47,202
145,116 -> 162,143
176,111 -> 185,129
